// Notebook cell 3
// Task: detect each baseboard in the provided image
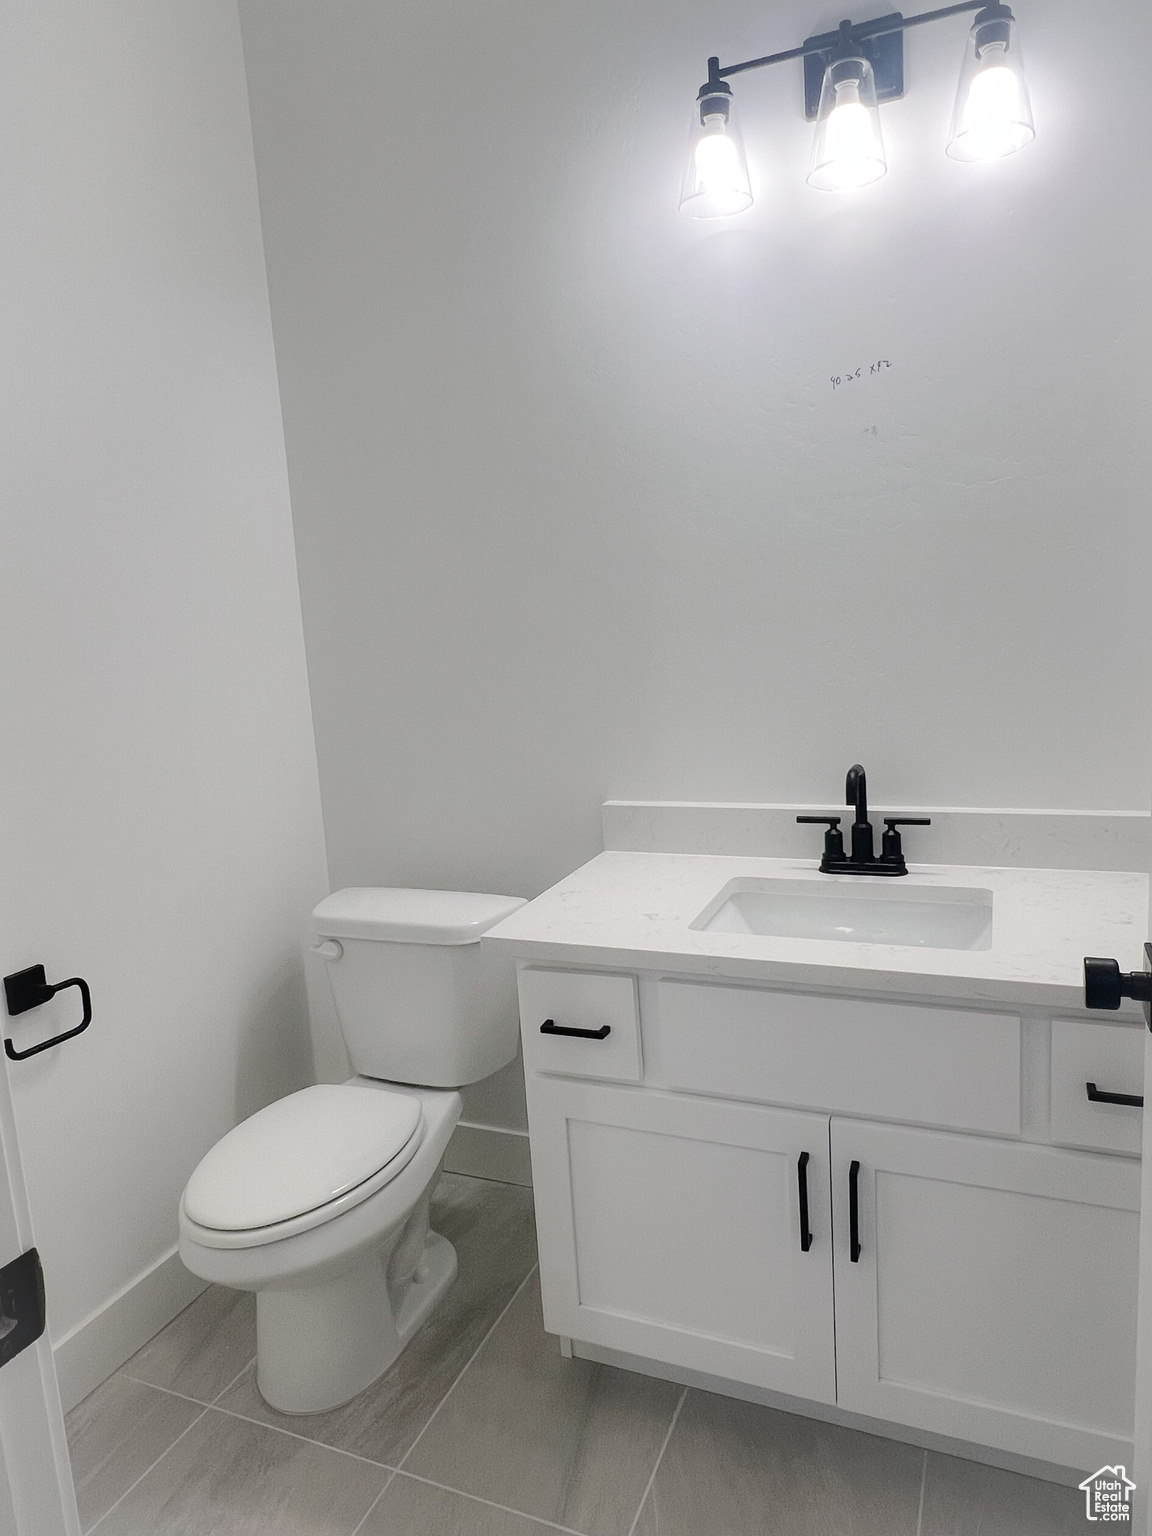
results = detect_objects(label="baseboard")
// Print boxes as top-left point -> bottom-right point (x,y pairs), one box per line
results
52,1247 -> 207,1412
443,1121 -> 532,1187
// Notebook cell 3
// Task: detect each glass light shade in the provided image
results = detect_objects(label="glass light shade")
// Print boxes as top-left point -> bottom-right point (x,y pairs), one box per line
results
807,57 -> 887,192
679,91 -> 753,218
947,13 -> 1034,161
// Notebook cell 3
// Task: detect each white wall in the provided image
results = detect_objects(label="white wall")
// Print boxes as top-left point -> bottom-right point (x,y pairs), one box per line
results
0,1 -> 329,1402
238,0 -> 1152,1129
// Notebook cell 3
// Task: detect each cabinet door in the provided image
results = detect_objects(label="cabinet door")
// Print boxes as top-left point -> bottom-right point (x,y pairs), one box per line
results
528,1076 -> 835,1403
831,1118 -> 1140,1470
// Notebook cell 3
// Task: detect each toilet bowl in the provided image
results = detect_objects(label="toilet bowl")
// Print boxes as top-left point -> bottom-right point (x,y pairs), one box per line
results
178,887 -> 525,1415
179,1080 -> 462,1413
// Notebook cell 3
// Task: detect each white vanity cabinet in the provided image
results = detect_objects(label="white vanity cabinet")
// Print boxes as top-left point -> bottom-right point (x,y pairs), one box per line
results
518,966 -> 1143,1474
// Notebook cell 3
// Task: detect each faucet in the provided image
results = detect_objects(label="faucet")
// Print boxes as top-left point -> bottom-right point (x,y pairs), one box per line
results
798,764 -> 930,876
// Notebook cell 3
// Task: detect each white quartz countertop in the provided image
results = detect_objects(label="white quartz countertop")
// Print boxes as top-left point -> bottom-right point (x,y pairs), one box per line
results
483,851 -> 1150,1014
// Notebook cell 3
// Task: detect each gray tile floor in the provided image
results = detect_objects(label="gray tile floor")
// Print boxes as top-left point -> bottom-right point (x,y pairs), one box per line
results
66,1172 -> 1091,1535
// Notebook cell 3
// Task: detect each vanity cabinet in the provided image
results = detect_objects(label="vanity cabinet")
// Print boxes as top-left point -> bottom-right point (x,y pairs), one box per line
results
519,965 -> 1143,1473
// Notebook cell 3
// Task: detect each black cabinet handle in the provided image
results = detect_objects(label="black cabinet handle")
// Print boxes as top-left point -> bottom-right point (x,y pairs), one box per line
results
848,1160 -> 862,1263
1086,1081 -> 1144,1109
540,1019 -> 611,1041
797,1152 -> 813,1252
3,966 -> 92,1061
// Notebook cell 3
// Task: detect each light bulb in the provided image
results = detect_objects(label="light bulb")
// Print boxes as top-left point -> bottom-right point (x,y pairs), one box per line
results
822,83 -> 884,190
958,45 -> 1032,159
807,60 -> 887,193
694,119 -> 741,197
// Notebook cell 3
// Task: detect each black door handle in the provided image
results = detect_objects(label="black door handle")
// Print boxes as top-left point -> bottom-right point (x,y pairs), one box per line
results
3,966 -> 92,1061
1084,946 -> 1152,1027
797,1152 -> 813,1252
1086,1081 -> 1144,1109
848,1160 -> 862,1262
0,1249 -> 45,1368
539,1019 -> 611,1041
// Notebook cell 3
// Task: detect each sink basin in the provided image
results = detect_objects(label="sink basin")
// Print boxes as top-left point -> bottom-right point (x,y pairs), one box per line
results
692,878 -> 993,951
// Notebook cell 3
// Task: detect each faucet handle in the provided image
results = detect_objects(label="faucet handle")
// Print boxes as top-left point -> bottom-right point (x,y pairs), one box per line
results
797,815 -> 845,864
881,817 -> 931,867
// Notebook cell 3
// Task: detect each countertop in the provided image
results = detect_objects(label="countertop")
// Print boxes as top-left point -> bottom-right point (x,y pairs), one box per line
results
483,851 -> 1151,1014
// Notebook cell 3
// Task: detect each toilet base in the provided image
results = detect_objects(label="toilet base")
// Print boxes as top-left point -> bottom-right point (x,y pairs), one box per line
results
254,1229 -> 458,1415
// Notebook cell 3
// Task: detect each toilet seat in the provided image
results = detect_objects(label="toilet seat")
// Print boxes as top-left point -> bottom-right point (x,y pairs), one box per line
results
182,1084 -> 425,1249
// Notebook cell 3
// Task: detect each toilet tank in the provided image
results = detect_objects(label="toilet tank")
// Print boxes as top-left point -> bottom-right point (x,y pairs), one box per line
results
311,888 -> 527,1087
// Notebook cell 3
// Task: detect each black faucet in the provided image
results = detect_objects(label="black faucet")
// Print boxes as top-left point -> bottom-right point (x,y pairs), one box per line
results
798,764 -> 930,877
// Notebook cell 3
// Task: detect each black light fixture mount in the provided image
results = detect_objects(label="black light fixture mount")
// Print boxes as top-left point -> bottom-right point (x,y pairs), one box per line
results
708,2 -> 1012,110
801,14 -> 906,120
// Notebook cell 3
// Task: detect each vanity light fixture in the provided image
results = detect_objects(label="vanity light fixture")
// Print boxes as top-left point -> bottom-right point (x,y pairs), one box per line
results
679,2 -> 1033,216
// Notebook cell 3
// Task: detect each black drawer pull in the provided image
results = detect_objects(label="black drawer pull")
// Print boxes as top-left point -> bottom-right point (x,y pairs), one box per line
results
797,1152 -> 813,1252
540,1019 -> 611,1041
848,1160 -> 862,1263
1086,1081 -> 1144,1109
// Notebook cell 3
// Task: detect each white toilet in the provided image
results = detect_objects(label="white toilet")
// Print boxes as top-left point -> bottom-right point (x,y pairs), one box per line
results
178,887 -> 525,1415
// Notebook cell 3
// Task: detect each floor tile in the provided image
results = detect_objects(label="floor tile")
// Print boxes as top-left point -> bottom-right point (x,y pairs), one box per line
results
920,1452 -> 1090,1535
360,1471 -> 560,1536
633,1390 -> 923,1536
121,1284 -> 254,1403
66,1375 -> 203,1533
405,1271 -> 682,1536
216,1171 -> 537,1464
91,1408 -> 390,1536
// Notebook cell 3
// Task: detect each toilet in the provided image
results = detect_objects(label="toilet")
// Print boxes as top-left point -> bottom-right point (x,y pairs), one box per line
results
178,887 -> 526,1415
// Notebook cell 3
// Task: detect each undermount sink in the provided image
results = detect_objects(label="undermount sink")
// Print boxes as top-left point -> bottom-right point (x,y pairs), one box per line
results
691,878 -> 994,951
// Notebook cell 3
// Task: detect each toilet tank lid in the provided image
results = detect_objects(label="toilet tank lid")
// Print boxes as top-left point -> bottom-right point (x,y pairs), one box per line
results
312,887 -> 527,945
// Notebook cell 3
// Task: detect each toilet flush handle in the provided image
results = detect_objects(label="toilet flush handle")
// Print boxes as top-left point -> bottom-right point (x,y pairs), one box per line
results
310,940 -> 344,962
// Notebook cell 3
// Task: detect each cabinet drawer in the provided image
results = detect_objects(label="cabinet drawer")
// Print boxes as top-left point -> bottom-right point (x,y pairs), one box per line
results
1051,1018 -> 1144,1156
519,967 -> 641,1082
653,980 -> 1020,1134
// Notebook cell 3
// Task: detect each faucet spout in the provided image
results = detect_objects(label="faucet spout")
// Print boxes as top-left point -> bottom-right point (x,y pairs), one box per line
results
846,764 -> 873,863
845,764 -> 867,825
